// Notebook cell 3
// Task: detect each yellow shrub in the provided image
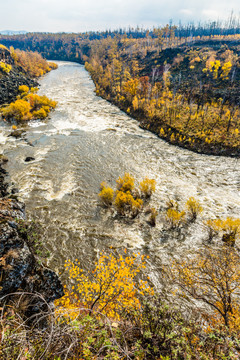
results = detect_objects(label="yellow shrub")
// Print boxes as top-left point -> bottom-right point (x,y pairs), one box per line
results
114,190 -> 142,216
1,99 -> 32,121
185,196 -> 203,221
166,208 -> 185,228
26,93 -> 56,110
0,44 -> 8,50
32,108 -> 48,119
18,85 -> 29,94
48,61 -> 58,70
0,62 -> 12,73
42,105 -> 51,114
205,217 -> 240,245
116,172 -> 135,192
1,90 -> 57,122
55,252 -> 154,320
98,186 -> 114,207
139,177 -> 156,198
30,87 -> 39,93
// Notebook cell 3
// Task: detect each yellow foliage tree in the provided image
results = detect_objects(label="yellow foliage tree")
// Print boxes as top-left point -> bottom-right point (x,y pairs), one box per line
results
55,252 -> 153,320
167,246 -> 240,330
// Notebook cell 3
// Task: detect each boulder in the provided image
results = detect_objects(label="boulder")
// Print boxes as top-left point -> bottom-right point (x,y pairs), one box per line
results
25,156 -> 35,162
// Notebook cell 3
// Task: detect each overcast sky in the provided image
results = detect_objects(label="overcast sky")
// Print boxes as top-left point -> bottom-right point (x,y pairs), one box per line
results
0,0 -> 239,32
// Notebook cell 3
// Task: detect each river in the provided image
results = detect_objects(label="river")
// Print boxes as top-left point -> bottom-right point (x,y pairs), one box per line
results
1,61 -> 240,277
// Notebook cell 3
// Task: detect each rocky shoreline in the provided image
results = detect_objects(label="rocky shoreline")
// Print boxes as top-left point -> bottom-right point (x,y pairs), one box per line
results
0,155 -> 63,320
96,93 -> 240,158
0,45 -> 63,319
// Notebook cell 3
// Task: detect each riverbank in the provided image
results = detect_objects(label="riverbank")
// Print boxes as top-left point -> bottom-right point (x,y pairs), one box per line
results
0,155 -> 63,318
84,37 -> 240,158
93,92 -> 240,158
0,46 -> 63,316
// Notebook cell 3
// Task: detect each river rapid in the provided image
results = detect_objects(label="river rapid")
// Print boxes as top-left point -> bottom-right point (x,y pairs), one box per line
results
1,61 -> 240,277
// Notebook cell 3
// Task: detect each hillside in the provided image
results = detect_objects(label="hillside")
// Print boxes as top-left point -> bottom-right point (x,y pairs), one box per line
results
0,45 -> 38,105
85,36 -> 240,156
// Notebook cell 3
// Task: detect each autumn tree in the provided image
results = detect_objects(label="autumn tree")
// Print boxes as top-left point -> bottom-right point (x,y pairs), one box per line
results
55,252 -> 153,320
167,246 -> 240,329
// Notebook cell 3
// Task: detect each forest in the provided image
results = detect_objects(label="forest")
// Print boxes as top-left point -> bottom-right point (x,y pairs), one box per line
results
1,21 -> 240,155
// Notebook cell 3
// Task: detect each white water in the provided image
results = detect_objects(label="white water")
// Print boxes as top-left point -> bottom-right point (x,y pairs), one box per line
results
0,61 -> 240,275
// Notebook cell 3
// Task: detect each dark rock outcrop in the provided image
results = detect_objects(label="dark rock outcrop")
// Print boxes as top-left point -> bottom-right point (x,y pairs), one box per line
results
0,46 -> 38,106
9,129 -> 26,138
25,156 -> 35,162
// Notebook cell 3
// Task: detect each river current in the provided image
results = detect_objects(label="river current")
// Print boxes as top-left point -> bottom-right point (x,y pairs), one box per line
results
1,61 -> 240,276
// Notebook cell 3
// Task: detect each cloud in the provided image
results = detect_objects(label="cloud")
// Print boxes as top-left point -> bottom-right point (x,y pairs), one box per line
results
0,0 -> 239,32
179,9 -> 194,17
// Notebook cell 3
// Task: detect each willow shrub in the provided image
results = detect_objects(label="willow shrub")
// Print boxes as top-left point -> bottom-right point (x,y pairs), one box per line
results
205,217 -> 240,246
99,173 -> 156,217
0,61 -> 12,73
185,196 -> 203,221
139,177 -> 156,198
114,190 -> 143,217
98,182 -> 114,207
166,208 -> 186,229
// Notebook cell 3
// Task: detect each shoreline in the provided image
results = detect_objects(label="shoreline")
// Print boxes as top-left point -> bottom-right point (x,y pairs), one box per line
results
94,92 -> 240,158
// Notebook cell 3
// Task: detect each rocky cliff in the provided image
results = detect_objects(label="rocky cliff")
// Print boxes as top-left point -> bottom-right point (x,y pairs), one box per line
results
0,46 -> 38,106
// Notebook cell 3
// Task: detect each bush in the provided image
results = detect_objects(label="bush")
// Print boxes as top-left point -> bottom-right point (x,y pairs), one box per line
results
0,62 -> 12,73
1,87 -> 57,122
48,62 -> 58,70
1,99 -> 32,121
114,190 -> 143,217
99,174 -> 156,218
166,208 -> 185,229
139,177 -> 156,198
148,207 -> 158,226
185,196 -> 203,221
98,184 -> 114,207
18,85 -> 29,94
205,217 -> 240,246
116,172 -> 135,192
0,44 -> 8,50
32,108 -> 47,119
